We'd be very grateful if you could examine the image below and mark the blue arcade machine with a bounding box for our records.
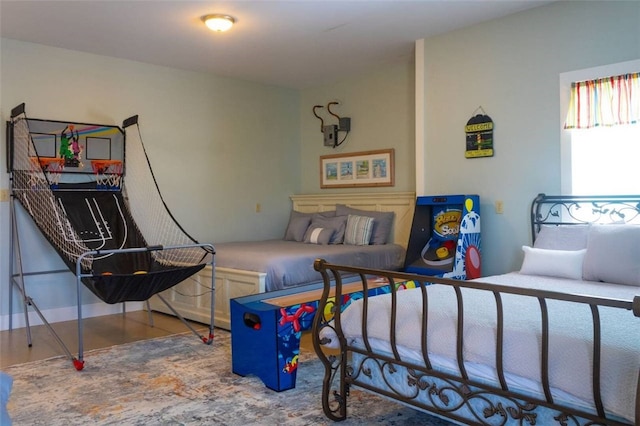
[403,194,481,280]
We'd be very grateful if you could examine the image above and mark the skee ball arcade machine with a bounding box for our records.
[403,194,481,280]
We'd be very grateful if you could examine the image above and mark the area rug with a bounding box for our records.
[4,329,456,425]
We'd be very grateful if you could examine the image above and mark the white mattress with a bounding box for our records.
[321,272,640,422]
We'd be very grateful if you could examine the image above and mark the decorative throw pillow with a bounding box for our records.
[283,210,337,242]
[344,215,374,246]
[309,214,348,244]
[519,246,586,280]
[283,211,312,242]
[303,225,334,245]
[582,224,640,286]
[533,225,590,251]
[335,205,393,245]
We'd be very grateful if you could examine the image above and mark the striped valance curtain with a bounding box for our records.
[564,72,640,129]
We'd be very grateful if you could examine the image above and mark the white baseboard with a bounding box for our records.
[0,302,144,331]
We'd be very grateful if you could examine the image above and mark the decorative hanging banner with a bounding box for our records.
[465,113,494,158]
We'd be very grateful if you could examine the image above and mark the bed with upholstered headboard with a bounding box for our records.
[312,193,640,425]
[149,192,415,329]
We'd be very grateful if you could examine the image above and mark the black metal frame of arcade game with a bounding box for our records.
[403,194,481,280]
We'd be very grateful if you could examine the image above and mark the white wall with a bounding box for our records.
[0,39,300,327]
[418,1,640,276]
[299,58,415,194]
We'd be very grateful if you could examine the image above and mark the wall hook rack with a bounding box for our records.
[312,105,325,133]
[312,101,351,148]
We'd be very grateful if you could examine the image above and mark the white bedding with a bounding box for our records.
[323,272,640,421]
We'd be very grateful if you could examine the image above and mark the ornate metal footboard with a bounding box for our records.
[311,259,640,425]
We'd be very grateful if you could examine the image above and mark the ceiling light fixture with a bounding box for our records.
[201,14,235,32]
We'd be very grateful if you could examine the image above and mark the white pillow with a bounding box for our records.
[344,215,374,246]
[533,225,589,251]
[582,224,640,286]
[520,246,586,280]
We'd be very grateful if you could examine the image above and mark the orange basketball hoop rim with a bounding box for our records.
[90,159,123,175]
[30,157,65,172]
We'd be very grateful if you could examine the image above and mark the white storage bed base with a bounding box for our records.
[148,192,415,329]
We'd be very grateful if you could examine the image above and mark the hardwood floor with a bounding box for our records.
[0,310,317,369]
[0,310,211,369]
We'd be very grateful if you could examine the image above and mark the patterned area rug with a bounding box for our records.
[4,329,456,425]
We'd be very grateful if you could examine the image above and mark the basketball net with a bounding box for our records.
[91,160,123,190]
[30,157,65,187]
[12,112,212,270]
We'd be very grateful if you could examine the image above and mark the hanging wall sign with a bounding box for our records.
[465,112,494,158]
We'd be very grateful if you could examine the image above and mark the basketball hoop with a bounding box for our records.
[30,157,65,187]
[91,160,123,190]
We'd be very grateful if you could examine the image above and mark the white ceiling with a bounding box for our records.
[0,1,552,89]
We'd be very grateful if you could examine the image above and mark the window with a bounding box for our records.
[560,61,640,195]
[569,125,640,195]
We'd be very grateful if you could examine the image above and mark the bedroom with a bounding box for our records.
[0,1,638,348]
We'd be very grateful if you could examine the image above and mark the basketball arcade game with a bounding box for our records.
[7,103,215,370]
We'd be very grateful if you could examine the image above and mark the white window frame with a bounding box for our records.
[559,59,640,194]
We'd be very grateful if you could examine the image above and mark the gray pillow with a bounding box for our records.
[283,210,337,241]
[315,210,337,218]
[303,225,334,245]
[335,204,394,245]
[309,214,348,244]
[283,211,312,242]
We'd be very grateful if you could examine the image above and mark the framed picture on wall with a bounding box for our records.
[320,149,394,188]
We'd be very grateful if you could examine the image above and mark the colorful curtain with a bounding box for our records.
[564,72,640,129]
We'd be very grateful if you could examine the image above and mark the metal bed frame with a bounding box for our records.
[312,193,640,425]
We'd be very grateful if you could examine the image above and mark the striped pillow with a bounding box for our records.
[344,215,374,246]
[303,225,334,245]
